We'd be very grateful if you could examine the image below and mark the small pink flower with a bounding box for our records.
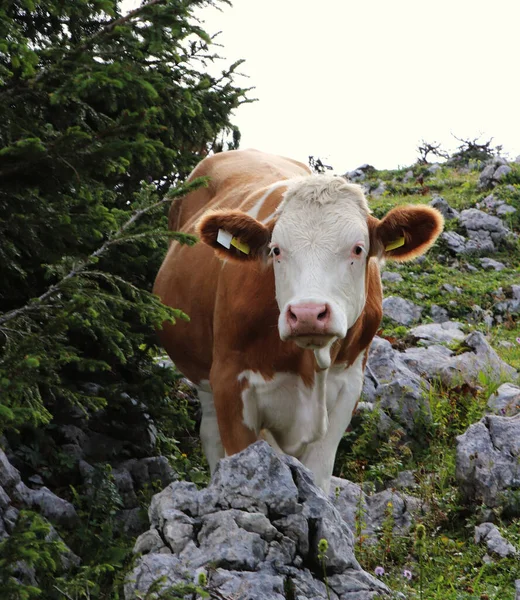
[375,566,385,577]
[516,337,520,344]
[403,569,413,580]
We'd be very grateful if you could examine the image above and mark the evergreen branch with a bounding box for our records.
[69,0,168,59]
[0,178,205,327]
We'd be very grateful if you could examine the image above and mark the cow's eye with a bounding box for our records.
[354,245,363,256]
[271,246,281,257]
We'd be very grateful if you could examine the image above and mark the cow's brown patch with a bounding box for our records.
[369,205,444,261]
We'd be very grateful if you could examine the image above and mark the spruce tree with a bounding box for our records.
[0,1,248,594]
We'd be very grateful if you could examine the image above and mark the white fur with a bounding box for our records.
[247,180,289,220]
[238,350,365,491]
[197,380,224,474]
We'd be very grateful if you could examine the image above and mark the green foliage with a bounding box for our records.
[0,511,67,599]
[0,0,248,596]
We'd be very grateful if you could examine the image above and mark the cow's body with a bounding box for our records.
[154,149,443,491]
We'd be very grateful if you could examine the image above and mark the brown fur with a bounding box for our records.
[369,206,444,261]
[153,149,442,456]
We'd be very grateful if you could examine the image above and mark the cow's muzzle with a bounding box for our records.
[284,302,339,348]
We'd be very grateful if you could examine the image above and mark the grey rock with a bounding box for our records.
[210,569,288,600]
[149,481,199,527]
[427,163,442,174]
[442,283,462,294]
[22,486,79,529]
[459,209,509,245]
[442,231,468,254]
[496,203,516,216]
[346,164,375,182]
[479,257,506,271]
[409,321,465,346]
[468,304,494,328]
[390,470,418,490]
[479,164,496,188]
[0,448,21,491]
[487,383,520,416]
[430,196,459,220]
[197,510,268,570]
[475,522,517,557]
[512,284,520,300]
[381,271,403,283]
[134,529,169,555]
[402,170,414,183]
[464,230,496,254]
[516,579,520,600]
[370,181,387,198]
[163,509,195,554]
[456,414,520,515]
[402,344,455,381]
[113,468,138,508]
[3,506,19,533]
[493,164,512,181]
[121,456,176,491]
[430,304,450,323]
[126,443,390,599]
[366,337,423,388]
[382,296,423,326]
[376,379,432,433]
[479,159,512,189]
[447,331,517,385]
[200,443,300,516]
[330,478,422,539]
[495,298,520,316]
[27,474,44,488]
[0,485,10,510]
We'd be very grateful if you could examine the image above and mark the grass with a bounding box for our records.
[336,159,520,599]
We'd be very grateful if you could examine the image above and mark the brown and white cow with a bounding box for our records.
[154,149,443,492]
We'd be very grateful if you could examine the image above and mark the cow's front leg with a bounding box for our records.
[299,358,365,493]
[197,382,225,475]
[210,363,257,456]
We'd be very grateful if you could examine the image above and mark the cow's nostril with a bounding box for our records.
[288,308,298,324]
[317,307,329,321]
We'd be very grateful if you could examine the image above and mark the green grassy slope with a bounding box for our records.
[336,159,520,599]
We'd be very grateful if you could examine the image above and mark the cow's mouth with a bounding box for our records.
[292,334,336,350]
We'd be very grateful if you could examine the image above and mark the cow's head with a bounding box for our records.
[197,175,443,367]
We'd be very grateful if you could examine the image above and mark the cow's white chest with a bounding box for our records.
[238,360,360,458]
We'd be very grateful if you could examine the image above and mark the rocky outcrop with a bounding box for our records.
[478,158,512,190]
[456,414,520,516]
[487,383,520,416]
[0,447,80,586]
[430,196,460,220]
[330,477,423,539]
[474,522,518,559]
[126,442,390,600]
[382,297,423,326]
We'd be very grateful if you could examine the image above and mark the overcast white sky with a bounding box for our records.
[123,0,520,172]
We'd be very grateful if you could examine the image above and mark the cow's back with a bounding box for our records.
[154,150,310,383]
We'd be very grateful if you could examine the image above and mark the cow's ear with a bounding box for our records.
[196,209,271,261]
[369,205,444,261]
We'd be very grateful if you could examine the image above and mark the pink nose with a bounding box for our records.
[287,303,331,336]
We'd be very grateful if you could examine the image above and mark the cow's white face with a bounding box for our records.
[269,177,370,353]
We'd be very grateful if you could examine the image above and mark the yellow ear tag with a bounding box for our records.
[230,236,250,255]
[385,236,405,251]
